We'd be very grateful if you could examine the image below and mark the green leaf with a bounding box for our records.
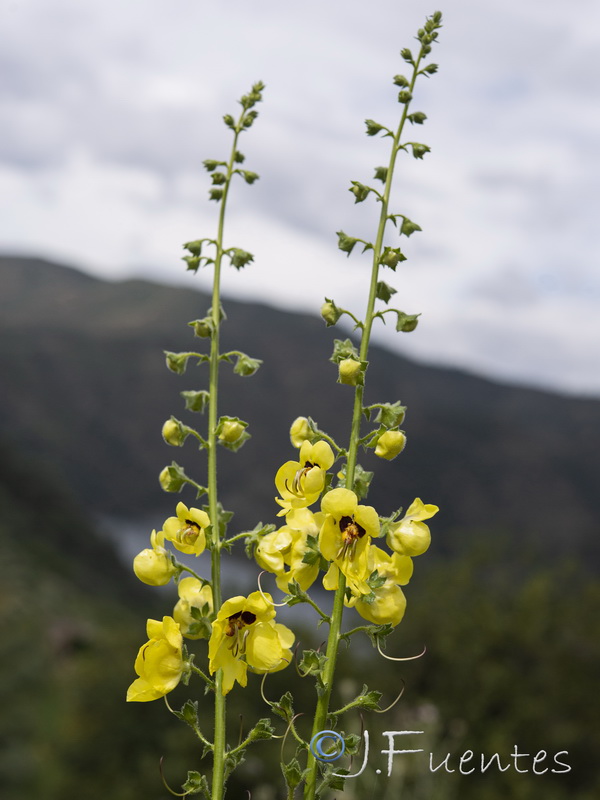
[336,230,359,256]
[282,758,304,792]
[375,280,397,304]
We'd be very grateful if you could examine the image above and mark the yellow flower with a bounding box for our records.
[387,498,438,557]
[349,545,413,627]
[133,529,177,586]
[255,508,322,593]
[163,501,210,556]
[126,616,184,702]
[208,591,294,695]
[289,416,311,448]
[374,430,406,460]
[319,488,379,595]
[173,577,213,639]
[275,440,334,516]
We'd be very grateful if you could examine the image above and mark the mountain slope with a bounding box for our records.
[1,255,598,563]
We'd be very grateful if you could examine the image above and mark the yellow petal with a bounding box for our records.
[321,487,357,518]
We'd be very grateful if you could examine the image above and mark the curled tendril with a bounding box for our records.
[159,757,195,797]
[376,641,427,662]
[256,570,288,607]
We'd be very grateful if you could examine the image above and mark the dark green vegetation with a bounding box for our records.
[1,256,599,798]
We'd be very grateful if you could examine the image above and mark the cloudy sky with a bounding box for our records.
[1,0,599,396]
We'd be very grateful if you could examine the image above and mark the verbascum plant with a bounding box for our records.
[127,12,443,800]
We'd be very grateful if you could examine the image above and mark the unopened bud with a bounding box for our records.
[321,301,342,327]
[338,358,362,386]
[374,430,406,460]
[162,418,187,447]
[219,419,245,443]
[290,417,311,448]
[159,464,186,493]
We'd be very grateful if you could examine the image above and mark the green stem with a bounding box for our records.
[303,46,424,800]
[208,122,242,800]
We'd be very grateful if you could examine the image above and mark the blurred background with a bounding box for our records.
[0,1,599,798]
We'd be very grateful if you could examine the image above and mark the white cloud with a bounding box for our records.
[1,0,599,395]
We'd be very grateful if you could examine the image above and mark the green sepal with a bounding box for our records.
[400,47,414,64]
[408,111,427,125]
[204,502,234,540]
[209,187,224,202]
[238,170,259,184]
[182,771,208,797]
[395,311,420,332]
[182,255,201,271]
[173,699,200,729]
[320,767,346,792]
[336,230,359,256]
[421,63,439,75]
[380,246,407,271]
[164,351,193,375]
[349,181,371,203]
[224,748,246,779]
[393,74,409,87]
[400,217,422,236]
[376,281,397,304]
[336,462,373,501]
[211,171,226,186]
[365,622,395,648]
[300,534,320,567]
[243,521,277,559]
[330,338,359,364]
[203,159,226,172]
[215,416,250,451]
[373,166,388,183]
[397,90,413,104]
[364,118,385,136]
[409,142,431,159]
[241,718,275,742]
[241,110,258,129]
[367,570,387,591]
[223,114,236,130]
[298,649,327,679]
[378,507,404,540]
[233,353,262,376]
[271,691,295,722]
[228,248,254,269]
[233,150,245,163]
[372,401,406,428]
[159,461,187,493]
[183,239,205,256]
[353,685,383,712]
[188,317,213,338]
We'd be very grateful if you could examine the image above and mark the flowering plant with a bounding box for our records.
[127,11,443,799]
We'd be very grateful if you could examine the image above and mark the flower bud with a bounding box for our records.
[290,417,311,448]
[162,418,187,447]
[374,430,406,460]
[191,317,212,338]
[133,532,177,586]
[218,419,244,443]
[320,301,341,327]
[338,358,362,386]
[159,464,186,492]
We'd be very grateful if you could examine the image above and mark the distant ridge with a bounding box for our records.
[1,254,599,564]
